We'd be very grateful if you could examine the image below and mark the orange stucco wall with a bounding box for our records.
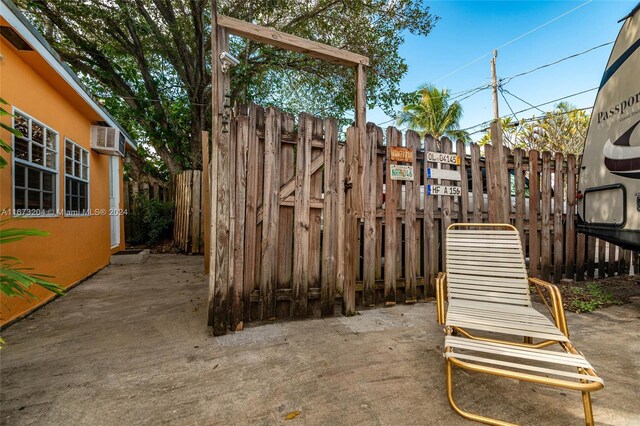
[0,33,125,326]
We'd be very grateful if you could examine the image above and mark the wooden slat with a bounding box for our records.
[321,118,338,316]
[565,154,577,279]
[528,150,540,278]
[423,135,438,297]
[309,117,325,314]
[513,148,526,251]
[363,123,378,307]
[375,129,384,287]
[343,126,359,316]
[456,139,469,223]
[385,127,400,305]
[243,104,261,323]
[598,239,606,279]
[202,131,211,272]
[191,170,202,253]
[276,113,295,319]
[553,152,564,283]
[260,107,281,320]
[336,145,347,297]
[440,138,453,269]
[587,235,596,279]
[485,145,497,223]
[230,117,248,330]
[292,113,312,317]
[608,242,617,276]
[217,15,369,67]
[470,143,484,223]
[540,151,552,281]
[576,232,586,281]
[404,130,419,303]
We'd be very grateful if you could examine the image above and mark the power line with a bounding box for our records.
[459,86,598,132]
[499,87,518,121]
[501,41,614,84]
[502,88,545,115]
[434,0,593,83]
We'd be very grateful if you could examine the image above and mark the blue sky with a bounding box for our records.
[367,0,637,141]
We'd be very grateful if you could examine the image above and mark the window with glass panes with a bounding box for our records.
[13,110,58,214]
[64,140,89,215]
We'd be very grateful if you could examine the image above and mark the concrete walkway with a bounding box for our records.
[1,255,638,425]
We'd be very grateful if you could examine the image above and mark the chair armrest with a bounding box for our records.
[528,277,569,338]
[436,272,447,325]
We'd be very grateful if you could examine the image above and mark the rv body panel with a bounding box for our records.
[578,5,640,250]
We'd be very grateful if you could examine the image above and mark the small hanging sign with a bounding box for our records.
[427,184,462,196]
[425,151,460,165]
[427,168,462,181]
[389,146,414,163]
[390,164,414,181]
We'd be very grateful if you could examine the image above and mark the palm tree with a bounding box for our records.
[396,84,469,141]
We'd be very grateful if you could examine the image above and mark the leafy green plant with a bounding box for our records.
[127,195,174,245]
[570,282,622,313]
[0,97,23,168]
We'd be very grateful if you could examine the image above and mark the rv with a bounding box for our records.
[577,3,640,250]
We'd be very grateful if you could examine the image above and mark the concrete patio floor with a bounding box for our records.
[1,254,638,425]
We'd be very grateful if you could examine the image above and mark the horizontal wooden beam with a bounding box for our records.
[217,15,369,67]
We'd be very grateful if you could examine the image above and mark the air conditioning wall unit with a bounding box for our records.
[90,125,126,156]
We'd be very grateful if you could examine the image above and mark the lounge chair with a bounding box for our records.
[436,223,603,426]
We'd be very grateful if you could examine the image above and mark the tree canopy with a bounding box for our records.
[396,84,468,141]
[17,0,438,175]
[479,102,590,155]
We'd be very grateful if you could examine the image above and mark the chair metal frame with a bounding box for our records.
[436,223,604,426]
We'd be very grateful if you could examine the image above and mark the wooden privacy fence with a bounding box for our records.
[173,170,203,253]
[176,104,638,333]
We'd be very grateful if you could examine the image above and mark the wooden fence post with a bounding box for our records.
[260,107,281,320]
[202,131,211,273]
[362,123,378,307]
[553,152,564,282]
[404,130,420,303]
[321,118,339,316]
[385,127,400,304]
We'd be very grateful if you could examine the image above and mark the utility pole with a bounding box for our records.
[489,49,509,223]
[491,49,499,121]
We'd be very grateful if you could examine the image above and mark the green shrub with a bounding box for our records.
[127,195,174,245]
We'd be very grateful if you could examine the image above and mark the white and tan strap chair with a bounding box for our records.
[436,223,603,426]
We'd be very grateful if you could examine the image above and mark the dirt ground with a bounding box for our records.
[532,274,640,313]
[1,255,639,425]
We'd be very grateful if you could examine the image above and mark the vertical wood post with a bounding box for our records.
[292,113,312,317]
[404,130,420,303]
[553,152,564,282]
[208,2,231,335]
[540,151,552,281]
[423,135,438,296]
[565,154,577,279]
[260,107,281,320]
[321,118,339,316]
[489,121,508,223]
[513,148,526,250]
[385,127,400,305]
[202,131,211,272]
[528,150,540,278]
[363,123,377,307]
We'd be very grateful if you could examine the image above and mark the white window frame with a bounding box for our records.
[12,107,60,217]
[64,138,90,217]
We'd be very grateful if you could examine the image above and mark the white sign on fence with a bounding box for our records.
[425,151,460,165]
[427,184,461,196]
[390,164,414,181]
[427,168,462,181]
